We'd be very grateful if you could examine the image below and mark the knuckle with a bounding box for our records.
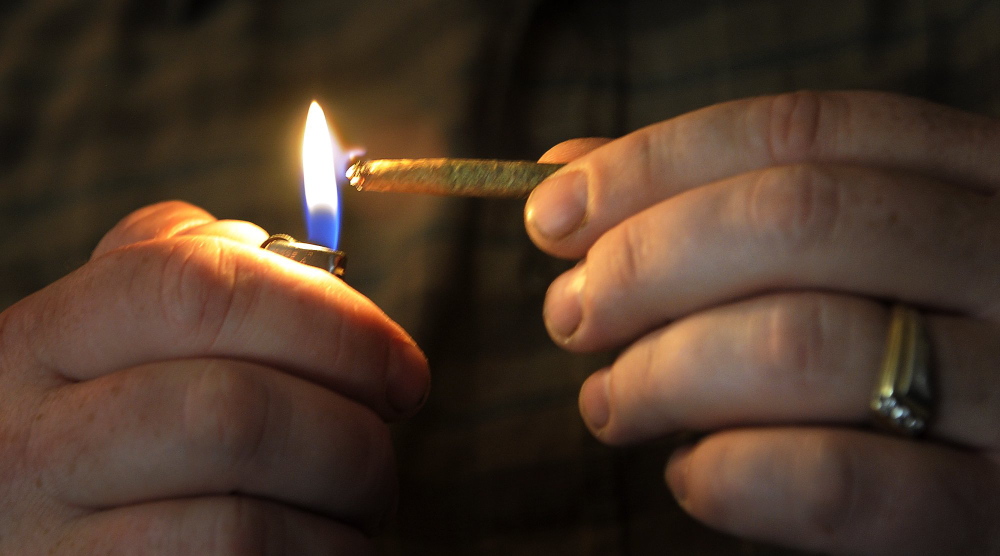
[92,209,152,258]
[15,411,49,491]
[798,434,859,538]
[629,337,664,409]
[679,440,734,526]
[0,308,20,372]
[763,90,829,162]
[182,364,271,469]
[349,416,397,517]
[119,201,188,233]
[141,239,246,348]
[310,407,396,528]
[599,220,654,294]
[598,363,632,444]
[24,390,81,497]
[604,332,681,442]
[327,309,384,402]
[7,289,65,373]
[755,296,830,388]
[94,201,204,257]
[539,137,608,162]
[630,129,661,195]
[210,497,285,556]
[592,128,664,206]
[746,164,842,251]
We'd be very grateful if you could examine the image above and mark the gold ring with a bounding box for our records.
[870,304,934,436]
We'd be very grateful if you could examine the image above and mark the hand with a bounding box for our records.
[0,201,429,554]
[524,91,1000,554]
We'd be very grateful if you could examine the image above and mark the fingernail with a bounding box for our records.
[666,445,693,506]
[579,368,611,432]
[386,341,430,416]
[525,171,588,240]
[544,262,586,341]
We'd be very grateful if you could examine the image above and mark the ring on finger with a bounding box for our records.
[870,304,934,437]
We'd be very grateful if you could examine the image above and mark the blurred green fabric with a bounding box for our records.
[2,1,998,553]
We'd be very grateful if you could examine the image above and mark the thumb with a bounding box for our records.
[526,138,613,257]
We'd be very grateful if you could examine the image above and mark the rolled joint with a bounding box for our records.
[347,158,565,197]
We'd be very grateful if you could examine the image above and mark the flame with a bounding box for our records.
[302,101,344,250]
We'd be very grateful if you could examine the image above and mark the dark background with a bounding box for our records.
[2,1,998,553]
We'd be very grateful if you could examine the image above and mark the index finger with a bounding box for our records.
[526,91,1000,258]
[6,238,429,421]
[92,201,268,259]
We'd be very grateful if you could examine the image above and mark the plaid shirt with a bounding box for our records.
[2,1,998,553]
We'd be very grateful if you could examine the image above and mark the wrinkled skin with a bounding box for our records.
[0,201,430,555]
[526,91,1000,554]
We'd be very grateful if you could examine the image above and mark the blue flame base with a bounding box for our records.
[305,208,340,251]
